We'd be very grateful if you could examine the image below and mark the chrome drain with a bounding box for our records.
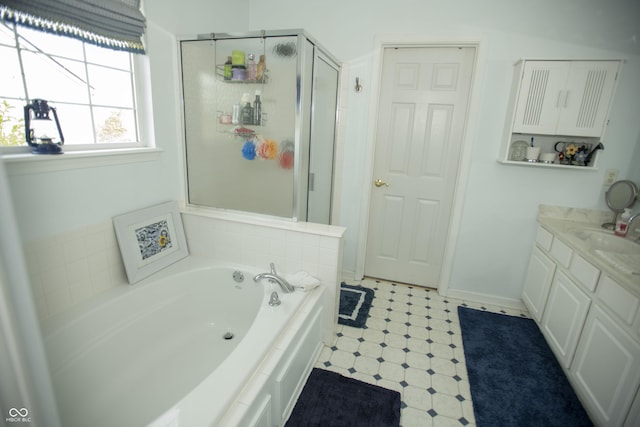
[232,271,244,283]
[223,331,234,340]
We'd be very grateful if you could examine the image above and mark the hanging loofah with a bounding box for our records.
[260,139,279,159]
[241,140,256,160]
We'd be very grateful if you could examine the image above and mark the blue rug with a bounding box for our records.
[286,368,401,427]
[338,283,374,328]
[458,306,593,426]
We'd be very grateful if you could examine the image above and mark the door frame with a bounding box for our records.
[355,35,486,296]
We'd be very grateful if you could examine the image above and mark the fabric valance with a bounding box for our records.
[0,0,146,54]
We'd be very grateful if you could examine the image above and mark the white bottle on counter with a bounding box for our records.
[615,208,632,236]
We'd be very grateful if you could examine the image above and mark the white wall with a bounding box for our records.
[5,0,640,304]
[244,0,640,301]
[4,1,249,243]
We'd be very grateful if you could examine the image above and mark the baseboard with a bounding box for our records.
[444,288,527,312]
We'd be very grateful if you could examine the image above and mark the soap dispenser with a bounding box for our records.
[615,208,632,237]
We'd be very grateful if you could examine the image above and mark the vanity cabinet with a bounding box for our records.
[570,305,640,427]
[499,59,622,168]
[522,221,640,426]
[521,246,556,322]
[541,271,590,368]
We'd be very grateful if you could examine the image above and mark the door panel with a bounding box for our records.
[365,46,475,287]
[379,195,404,259]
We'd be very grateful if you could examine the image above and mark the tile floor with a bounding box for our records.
[314,277,529,427]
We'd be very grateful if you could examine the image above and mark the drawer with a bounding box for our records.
[569,253,600,292]
[550,238,573,268]
[597,276,640,327]
[536,226,554,251]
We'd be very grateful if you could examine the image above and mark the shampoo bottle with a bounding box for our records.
[257,55,266,82]
[253,90,262,126]
[247,53,257,81]
[223,56,232,80]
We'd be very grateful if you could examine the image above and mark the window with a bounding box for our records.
[0,21,144,152]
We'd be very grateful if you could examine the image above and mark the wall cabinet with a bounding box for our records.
[522,223,640,426]
[513,61,620,137]
[500,59,622,168]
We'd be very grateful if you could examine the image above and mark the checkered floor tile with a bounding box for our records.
[314,277,529,427]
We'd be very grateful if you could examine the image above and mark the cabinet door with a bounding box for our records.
[522,246,556,323]
[512,61,569,134]
[556,61,620,137]
[571,305,640,427]
[541,271,591,368]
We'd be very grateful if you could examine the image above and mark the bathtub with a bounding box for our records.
[42,256,325,427]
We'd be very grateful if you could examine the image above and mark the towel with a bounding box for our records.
[286,271,321,292]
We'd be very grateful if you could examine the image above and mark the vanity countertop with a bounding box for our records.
[537,205,640,297]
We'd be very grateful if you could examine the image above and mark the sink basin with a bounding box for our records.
[565,227,640,276]
[567,228,640,254]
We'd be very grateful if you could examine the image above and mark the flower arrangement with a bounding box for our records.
[559,143,590,165]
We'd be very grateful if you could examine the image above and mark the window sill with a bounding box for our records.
[2,147,163,175]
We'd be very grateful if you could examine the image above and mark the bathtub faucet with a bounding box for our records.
[253,263,295,293]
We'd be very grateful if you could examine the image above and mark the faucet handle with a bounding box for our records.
[270,262,277,275]
[269,291,281,306]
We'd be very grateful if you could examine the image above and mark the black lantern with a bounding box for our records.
[24,99,65,154]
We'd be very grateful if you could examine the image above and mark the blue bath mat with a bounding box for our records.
[338,283,374,328]
[286,368,400,427]
[458,306,593,426]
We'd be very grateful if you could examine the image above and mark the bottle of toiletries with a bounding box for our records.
[257,55,266,83]
[253,91,262,126]
[223,56,232,80]
[241,102,253,125]
[247,53,257,81]
[615,208,632,236]
[232,103,241,125]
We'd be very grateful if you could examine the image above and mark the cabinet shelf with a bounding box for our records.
[498,159,598,171]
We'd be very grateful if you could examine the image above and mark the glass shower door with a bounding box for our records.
[181,36,298,218]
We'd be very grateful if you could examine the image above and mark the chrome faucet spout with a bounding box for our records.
[627,213,640,242]
[253,263,295,293]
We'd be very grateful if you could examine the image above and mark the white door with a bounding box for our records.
[365,46,475,287]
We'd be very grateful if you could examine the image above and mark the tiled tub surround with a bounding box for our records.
[23,218,127,321]
[24,205,346,342]
[22,206,345,426]
[315,277,529,427]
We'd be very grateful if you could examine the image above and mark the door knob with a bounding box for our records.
[374,179,389,187]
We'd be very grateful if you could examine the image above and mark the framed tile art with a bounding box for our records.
[113,201,189,284]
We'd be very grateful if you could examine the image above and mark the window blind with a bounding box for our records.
[0,0,146,53]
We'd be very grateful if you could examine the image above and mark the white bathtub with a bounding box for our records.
[42,256,325,427]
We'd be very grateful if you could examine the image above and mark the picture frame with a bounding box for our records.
[113,201,189,284]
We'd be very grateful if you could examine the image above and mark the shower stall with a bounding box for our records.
[178,30,340,224]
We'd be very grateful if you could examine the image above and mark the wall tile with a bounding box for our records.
[24,219,126,324]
